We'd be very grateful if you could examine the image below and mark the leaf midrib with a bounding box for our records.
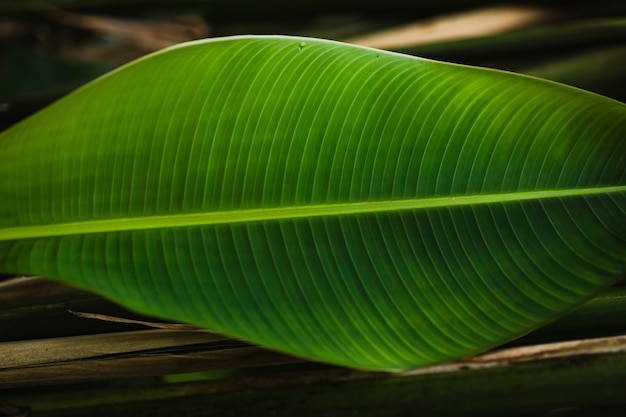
[1,186,624,241]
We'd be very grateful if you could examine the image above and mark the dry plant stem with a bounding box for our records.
[2,329,225,368]
[2,331,625,389]
[402,335,626,376]
[346,5,553,49]
[0,329,300,388]
[0,345,302,389]
[47,9,211,52]
[0,276,79,304]
[2,336,626,417]
[68,310,201,331]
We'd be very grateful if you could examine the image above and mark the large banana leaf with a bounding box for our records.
[0,36,624,371]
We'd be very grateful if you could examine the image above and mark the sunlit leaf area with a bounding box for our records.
[1,1,625,416]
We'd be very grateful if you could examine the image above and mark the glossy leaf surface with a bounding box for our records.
[0,36,624,370]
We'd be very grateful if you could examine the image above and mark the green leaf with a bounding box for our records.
[0,36,624,371]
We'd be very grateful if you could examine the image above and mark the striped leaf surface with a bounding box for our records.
[0,36,624,370]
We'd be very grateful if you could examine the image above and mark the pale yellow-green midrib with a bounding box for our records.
[0,186,624,240]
